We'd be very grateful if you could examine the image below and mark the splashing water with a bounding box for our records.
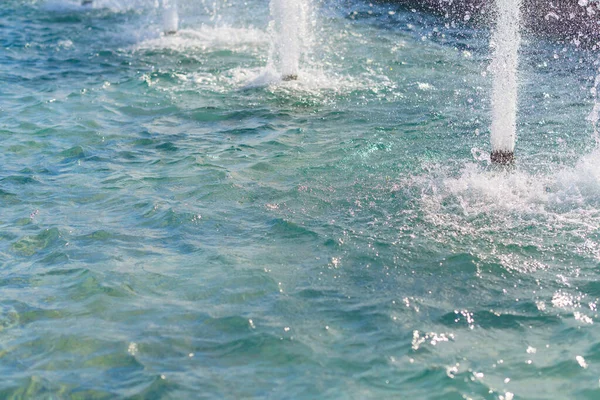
[587,71,600,144]
[404,145,600,271]
[162,0,179,35]
[269,0,312,80]
[489,0,522,156]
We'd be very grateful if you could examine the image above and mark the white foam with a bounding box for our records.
[247,70,396,105]
[407,149,600,247]
[57,39,75,49]
[132,25,269,52]
[552,147,600,207]
[176,64,396,100]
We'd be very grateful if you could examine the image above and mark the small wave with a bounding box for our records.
[10,228,64,257]
[0,304,19,332]
[42,0,91,13]
[43,0,151,13]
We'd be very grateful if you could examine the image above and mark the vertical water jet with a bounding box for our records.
[269,0,310,81]
[162,1,179,35]
[489,0,522,165]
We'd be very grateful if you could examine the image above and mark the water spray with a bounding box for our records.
[489,0,522,165]
[269,0,310,81]
[162,1,179,35]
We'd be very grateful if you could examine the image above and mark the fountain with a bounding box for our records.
[162,2,179,36]
[269,0,310,81]
[489,0,522,165]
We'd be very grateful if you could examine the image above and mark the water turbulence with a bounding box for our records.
[489,0,522,165]
[269,0,311,81]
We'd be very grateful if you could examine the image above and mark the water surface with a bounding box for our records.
[1,1,600,398]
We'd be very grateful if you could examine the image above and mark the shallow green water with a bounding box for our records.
[2,0,600,398]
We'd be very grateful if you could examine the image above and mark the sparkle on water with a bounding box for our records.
[1,0,600,398]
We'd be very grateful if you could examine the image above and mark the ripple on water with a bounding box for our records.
[1,175,40,186]
[59,145,86,163]
[0,188,19,205]
[0,304,19,332]
[4,0,600,398]
[10,228,64,258]
[268,218,320,241]
[0,336,150,397]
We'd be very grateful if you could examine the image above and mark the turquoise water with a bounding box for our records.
[2,0,600,398]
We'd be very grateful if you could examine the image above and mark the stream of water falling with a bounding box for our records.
[489,0,522,159]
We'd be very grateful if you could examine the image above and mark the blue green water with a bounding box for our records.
[2,0,600,398]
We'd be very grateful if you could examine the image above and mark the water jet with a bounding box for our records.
[489,0,521,165]
[269,0,310,81]
[162,3,179,36]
